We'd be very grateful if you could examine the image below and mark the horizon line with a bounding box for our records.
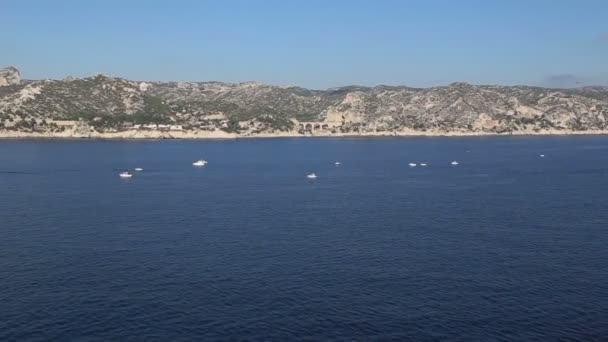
[4,66,607,91]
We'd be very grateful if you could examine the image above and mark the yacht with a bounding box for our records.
[451,161,459,166]
[420,163,428,167]
[307,173,318,179]
[119,171,133,178]
[408,163,417,167]
[192,160,208,166]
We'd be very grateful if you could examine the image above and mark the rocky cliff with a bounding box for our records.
[0,67,21,87]
[1,66,607,135]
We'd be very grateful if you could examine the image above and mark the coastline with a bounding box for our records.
[1,128,608,140]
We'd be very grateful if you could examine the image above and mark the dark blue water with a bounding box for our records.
[1,137,608,341]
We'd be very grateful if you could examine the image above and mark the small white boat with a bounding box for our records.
[119,171,133,178]
[540,154,545,158]
[134,168,143,171]
[335,162,342,166]
[192,160,207,166]
[420,163,428,167]
[307,173,318,179]
[451,161,459,166]
[409,163,417,167]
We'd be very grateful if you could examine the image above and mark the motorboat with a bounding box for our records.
[408,163,417,167]
[192,160,208,166]
[134,168,143,171]
[307,173,318,179]
[119,171,133,178]
[451,161,459,166]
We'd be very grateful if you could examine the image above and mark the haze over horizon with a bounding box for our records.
[2,0,607,89]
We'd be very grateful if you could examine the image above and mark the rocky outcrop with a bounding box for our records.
[0,67,21,87]
[1,66,608,135]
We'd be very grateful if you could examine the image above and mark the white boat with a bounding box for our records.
[307,173,318,179]
[119,171,133,178]
[540,154,545,158]
[451,161,459,166]
[408,163,417,167]
[335,162,342,166]
[192,160,207,166]
[420,163,428,167]
[134,168,143,171]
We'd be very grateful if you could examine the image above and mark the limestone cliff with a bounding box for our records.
[0,67,21,87]
[1,67,607,135]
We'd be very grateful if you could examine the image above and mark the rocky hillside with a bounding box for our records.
[1,66,607,134]
[0,67,21,87]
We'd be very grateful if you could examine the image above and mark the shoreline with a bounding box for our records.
[1,129,608,140]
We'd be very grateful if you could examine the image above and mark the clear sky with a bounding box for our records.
[1,0,607,88]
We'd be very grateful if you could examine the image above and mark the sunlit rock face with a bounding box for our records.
[0,67,21,87]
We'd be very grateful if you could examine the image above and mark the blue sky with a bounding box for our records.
[1,0,607,88]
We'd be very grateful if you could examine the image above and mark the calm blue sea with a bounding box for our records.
[1,136,608,341]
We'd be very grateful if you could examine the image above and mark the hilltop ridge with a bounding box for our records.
[1,66,608,138]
